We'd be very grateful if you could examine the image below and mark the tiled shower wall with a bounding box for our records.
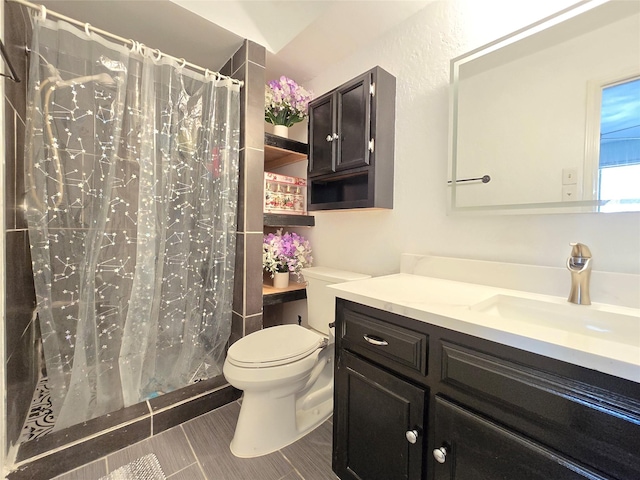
[222,41,266,345]
[3,2,38,454]
[3,5,265,473]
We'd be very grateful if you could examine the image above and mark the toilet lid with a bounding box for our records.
[227,324,323,367]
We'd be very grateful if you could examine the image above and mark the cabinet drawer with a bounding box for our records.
[341,308,427,376]
[441,342,640,479]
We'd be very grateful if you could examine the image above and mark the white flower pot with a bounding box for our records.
[273,124,289,139]
[273,271,290,289]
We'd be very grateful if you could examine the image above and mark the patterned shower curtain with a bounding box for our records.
[24,16,240,430]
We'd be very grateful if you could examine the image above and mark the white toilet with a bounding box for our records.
[223,266,370,458]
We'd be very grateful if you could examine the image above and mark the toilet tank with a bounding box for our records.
[301,267,371,335]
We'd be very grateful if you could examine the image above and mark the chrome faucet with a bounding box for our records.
[566,243,592,305]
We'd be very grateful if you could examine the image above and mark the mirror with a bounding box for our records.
[450,0,640,214]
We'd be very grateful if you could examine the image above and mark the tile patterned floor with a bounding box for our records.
[19,376,55,443]
[51,400,338,480]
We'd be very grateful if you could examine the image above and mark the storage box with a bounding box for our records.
[264,172,307,214]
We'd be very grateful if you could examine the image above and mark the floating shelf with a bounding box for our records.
[263,282,307,306]
[264,133,308,170]
[264,213,315,227]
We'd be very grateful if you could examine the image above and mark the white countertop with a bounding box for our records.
[329,273,640,383]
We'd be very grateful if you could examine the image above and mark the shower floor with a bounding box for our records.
[19,376,55,443]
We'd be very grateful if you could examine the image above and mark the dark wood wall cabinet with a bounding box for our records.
[307,66,395,211]
[333,299,640,480]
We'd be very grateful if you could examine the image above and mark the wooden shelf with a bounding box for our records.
[264,133,308,170]
[264,213,315,227]
[263,282,307,306]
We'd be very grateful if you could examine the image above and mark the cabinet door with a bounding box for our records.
[308,92,336,176]
[336,73,372,171]
[433,397,609,480]
[334,352,426,480]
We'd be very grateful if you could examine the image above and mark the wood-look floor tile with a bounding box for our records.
[50,459,107,480]
[106,425,194,476]
[182,402,295,480]
[165,463,206,480]
[278,470,304,480]
[281,421,337,480]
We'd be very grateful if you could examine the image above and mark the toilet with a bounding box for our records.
[223,267,370,458]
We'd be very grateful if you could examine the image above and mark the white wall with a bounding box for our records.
[302,0,640,278]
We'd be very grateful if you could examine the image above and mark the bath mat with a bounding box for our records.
[99,453,165,480]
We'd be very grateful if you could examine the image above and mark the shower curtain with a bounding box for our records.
[24,16,240,430]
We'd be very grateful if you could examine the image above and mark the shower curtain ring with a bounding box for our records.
[84,23,92,37]
[178,58,186,69]
[128,39,136,53]
[138,43,145,55]
[39,5,47,20]
[154,48,162,61]
[204,68,211,79]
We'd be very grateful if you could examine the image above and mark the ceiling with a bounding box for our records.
[38,0,431,83]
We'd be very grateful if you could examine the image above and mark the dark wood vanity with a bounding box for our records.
[333,298,640,480]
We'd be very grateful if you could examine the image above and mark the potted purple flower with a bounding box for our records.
[265,76,313,138]
[263,229,313,288]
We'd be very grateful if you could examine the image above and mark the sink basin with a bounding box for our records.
[471,295,640,346]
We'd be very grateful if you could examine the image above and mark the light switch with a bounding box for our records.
[562,184,577,200]
[562,168,578,185]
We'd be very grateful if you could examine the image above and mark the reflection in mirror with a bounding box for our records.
[450,0,640,214]
[596,77,640,212]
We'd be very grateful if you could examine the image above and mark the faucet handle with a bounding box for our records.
[569,242,591,258]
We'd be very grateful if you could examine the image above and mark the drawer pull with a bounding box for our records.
[433,445,448,464]
[363,334,388,346]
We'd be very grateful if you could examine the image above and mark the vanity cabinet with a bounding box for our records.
[307,66,395,211]
[334,307,428,479]
[335,352,426,480]
[433,397,607,480]
[333,299,640,480]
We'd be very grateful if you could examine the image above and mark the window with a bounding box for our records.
[597,77,640,212]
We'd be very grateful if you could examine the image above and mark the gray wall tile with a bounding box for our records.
[245,61,266,151]
[244,148,265,232]
[245,232,264,316]
[248,41,266,68]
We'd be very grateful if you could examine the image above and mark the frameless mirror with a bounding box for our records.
[449,0,640,214]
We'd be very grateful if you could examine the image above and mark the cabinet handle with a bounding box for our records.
[405,429,420,444]
[363,334,388,346]
[326,134,333,142]
[433,445,448,464]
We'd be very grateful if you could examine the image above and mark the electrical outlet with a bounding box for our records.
[562,168,578,185]
[562,184,577,200]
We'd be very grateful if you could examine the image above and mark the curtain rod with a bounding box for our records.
[6,0,244,87]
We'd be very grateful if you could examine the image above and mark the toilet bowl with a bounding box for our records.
[223,267,370,458]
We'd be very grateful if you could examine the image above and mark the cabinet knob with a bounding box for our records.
[433,446,448,464]
[332,133,339,140]
[326,134,333,142]
[405,429,420,444]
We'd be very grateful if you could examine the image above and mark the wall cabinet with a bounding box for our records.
[307,66,395,211]
[334,299,640,480]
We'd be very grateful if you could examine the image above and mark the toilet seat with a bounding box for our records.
[227,325,323,368]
